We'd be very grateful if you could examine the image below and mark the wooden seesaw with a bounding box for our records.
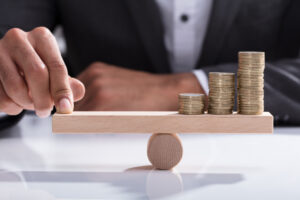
[52,111,273,170]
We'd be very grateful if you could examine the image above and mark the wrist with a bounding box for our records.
[155,73,205,110]
[173,73,204,94]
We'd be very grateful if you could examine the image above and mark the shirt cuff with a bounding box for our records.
[192,69,209,95]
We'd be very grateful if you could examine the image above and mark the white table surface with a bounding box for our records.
[0,113,300,200]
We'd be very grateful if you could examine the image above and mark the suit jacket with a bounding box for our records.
[0,0,299,125]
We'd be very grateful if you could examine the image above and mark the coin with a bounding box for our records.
[178,93,206,115]
[237,51,265,115]
[208,72,235,115]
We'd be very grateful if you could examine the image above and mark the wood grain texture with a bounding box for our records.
[52,111,273,134]
[147,133,183,170]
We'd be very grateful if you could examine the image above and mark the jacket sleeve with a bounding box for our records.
[0,0,58,38]
[201,59,300,125]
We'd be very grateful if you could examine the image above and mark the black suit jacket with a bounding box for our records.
[0,0,300,125]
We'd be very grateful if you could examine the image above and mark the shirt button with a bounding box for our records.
[180,14,189,23]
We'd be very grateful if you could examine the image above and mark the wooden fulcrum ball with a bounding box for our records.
[147,133,183,170]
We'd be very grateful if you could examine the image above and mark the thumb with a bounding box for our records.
[69,77,85,102]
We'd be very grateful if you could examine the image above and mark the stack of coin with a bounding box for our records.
[208,72,235,115]
[178,93,205,115]
[237,52,265,115]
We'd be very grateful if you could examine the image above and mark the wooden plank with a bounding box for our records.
[52,111,273,134]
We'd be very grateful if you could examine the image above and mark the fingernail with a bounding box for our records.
[36,110,51,118]
[58,98,72,113]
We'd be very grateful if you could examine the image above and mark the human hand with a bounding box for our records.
[75,62,204,111]
[0,27,85,117]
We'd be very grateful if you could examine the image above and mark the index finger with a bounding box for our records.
[28,27,73,114]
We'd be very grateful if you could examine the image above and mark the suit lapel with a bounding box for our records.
[197,0,241,67]
[125,0,171,73]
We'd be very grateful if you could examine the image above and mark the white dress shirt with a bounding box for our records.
[155,0,213,94]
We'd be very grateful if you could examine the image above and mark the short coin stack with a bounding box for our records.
[208,72,235,115]
[238,52,265,115]
[178,93,205,115]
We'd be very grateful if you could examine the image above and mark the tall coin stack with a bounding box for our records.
[178,93,205,115]
[238,51,265,115]
[208,72,235,115]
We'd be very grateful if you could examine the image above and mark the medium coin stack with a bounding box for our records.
[238,52,265,115]
[178,93,205,115]
[208,72,235,115]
